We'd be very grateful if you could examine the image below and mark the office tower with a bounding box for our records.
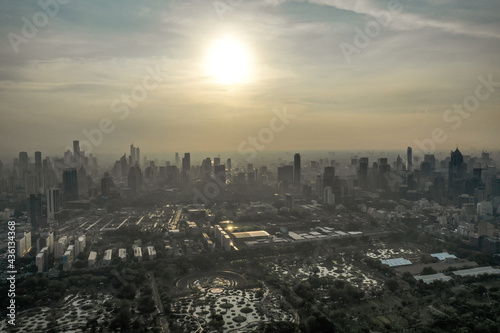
[226,158,231,171]
[120,154,128,178]
[424,154,436,170]
[378,158,391,191]
[128,166,142,196]
[277,165,293,190]
[294,153,301,188]
[47,187,60,222]
[77,166,89,197]
[407,147,413,172]
[34,151,42,170]
[130,143,136,164]
[62,168,79,201]
[323,186,334,205]
[214,164,226,186]
[182,153,191,171]
[28,194,42,228]
[449,148,467,199]
[73,140,80,166]
[18,151,29,184]
[175,152,180,167]
[101,172,112,196]
[395,155,403,172]
[323,166,335,191]
[214,157,221,167]
[358,157,369,189]
[202,157,211,179]
[247,164,254,173]
[136,147,140,167]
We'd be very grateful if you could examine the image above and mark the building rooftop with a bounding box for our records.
[381,258,412,267]
[452,266,500,277]
[231,230,270,239]
[414,273,452,284]
[431,252,458,261]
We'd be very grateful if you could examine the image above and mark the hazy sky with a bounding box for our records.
[1,0,499,160]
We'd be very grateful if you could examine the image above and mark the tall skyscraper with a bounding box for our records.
[28,194,42,228]
[47,187,60,222]
[34,151,42,170]
[73,140,81,166]
[182,153,191,171]
[136,147,140,167]
[214,164,226,186]
[130,143,136,164]
[449,148,467,199]
[62,168,79,201]
[293,153,301,188]
[101,172,112,196]
[407,147,413,173]
[226,158,231,171]
[128,166,142,196]
[358,157,369,189]
[323,166,335,191]
[175,152,180,167]
[18,151,29,183]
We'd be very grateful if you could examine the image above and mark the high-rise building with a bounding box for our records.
[182,153,191,171]
[277,165,293,190]
[175,152,180,167]
[449,148,467,199]
[323,167,335,191]
[226,158,231,171]
[293,153,301,188]
[214,164,226,187]
[424,154,436,170]
[214,157,221,167]
[18,151,29,185]
[34,151,42,170]
[136,147,140,167]
[73,140,81,166]
[28,194,42,228]
[63,168,79,201]
[101,172,113,196]
[127,166,142,196]
[358,157,369,189]
[407,147,413,173]
[47,187,60,222]
[130,143,136,164]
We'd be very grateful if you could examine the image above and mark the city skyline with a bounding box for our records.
[1,0,500,157]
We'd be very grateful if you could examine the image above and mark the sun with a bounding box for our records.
[205,36,252,85]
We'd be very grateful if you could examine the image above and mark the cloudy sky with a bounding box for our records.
[1,0,499,160]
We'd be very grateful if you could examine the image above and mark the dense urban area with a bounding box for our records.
[1,144,500,332]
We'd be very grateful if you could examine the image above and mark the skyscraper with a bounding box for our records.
[130,143,136,164]
[293,153,301,188]
[47,187,60,222]
[62,168,79,201]
[28,194,42,228]
[128,166,142,196]
[18,151,29,183]
[358,157,369,189]
[136,147,140,167]
[407,147,413,172]
[175,152,180,167]
[449,148,467,199]
[73,140,81,166]
[182,153,191,171]
[35,151,42,170]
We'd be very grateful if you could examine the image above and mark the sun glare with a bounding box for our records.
[205,36,252,85]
